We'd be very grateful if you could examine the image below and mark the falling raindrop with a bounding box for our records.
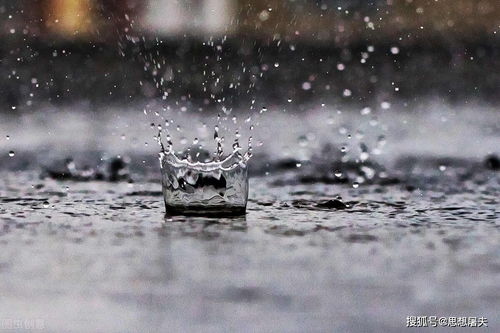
[360,107,371,115]
[360,152,370,161]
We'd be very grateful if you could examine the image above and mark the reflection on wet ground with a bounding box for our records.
[0,158,498,332]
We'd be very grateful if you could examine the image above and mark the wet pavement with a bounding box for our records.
[0,104,498,332]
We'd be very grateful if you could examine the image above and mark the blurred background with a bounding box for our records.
[1,0,499,110]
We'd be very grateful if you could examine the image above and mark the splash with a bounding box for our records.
[157,124,252,172]
[157,123,251,216]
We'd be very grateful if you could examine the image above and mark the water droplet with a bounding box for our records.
[361,166,375,179]
[360,152,370,161]
[390,46,400,54]
[355,176,365,184]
